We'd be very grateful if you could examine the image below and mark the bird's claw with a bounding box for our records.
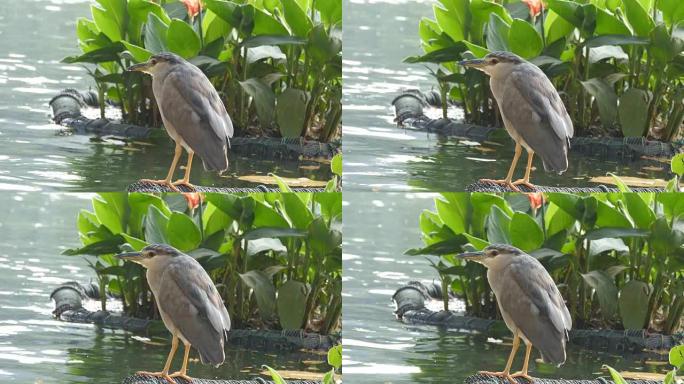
[511,372,535,382]
[169,371,194,382]
[511,179,537,191]
[171,179,197,192]
[479,179,521,192]
[478,370,517,384]
[138,179,181,192]
[135,371,176,383]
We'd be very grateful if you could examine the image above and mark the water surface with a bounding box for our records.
[342,192,669,383]
[0,193,328,382]
[0,0,330,192]
[342,0,670,192]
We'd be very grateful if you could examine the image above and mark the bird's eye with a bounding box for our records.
[490,58,499,65]
[150,59,157,65]
[490,250,499,257]
[145,251,154,258]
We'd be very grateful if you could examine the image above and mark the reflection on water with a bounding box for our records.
[343,192,669,383]
[0,0,330,192]
[342,0,670,192]
[0,193,327,382]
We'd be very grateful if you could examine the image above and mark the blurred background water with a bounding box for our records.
[342,192,670,383]
[0,0,330,192]
[0,192,328,383]
[341,0,670,192]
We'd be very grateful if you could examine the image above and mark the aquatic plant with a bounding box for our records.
[63,0,342,142]
[64,192,342,334]
[405,0,684,141]
[604,344,683,384]
[264,344,341,383]
[406,192,684,334]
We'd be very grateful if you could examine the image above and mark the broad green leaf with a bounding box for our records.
[281,194,314,229]
[486,13,510,52]
[167,19,201,59]
[328,345,342,370]
[623,0,654,37]
[623,193,655,229]
[122,41,153,63]
[544,9,575,44]
[594,8,631,36]
[276,88,308,138]
[619,88,651,137]
[254,8,289,36]
[315,0,342,26]
[546,0,583,29]
[91,4,122,42]
[508,19,543,59]
[595,200,633,228]
[435,195,468,234]
[239,78,276,126]
[486,205,511,245]
[658,0,684,27]
[434,5,465,42]
[308,217,342,256]
[93,197,123,235]
[277,280,309,329]
[331,153,342,176]
[202,9,231,43]
[239,270,276,320]
[144,205,169,244]
[145,12,169,53]
[670,345,684,369]
[280,0,312,37]
[603,365,629,384]
[204,0,241,27]
[167,212,201,251]
[470,0,512,43]
[581,270,618,320]
[263,365,287,384]
[580,78,618,127]
[62,43,124,64]
[619,280,651,329]
[671,153,684,177]
[121,233,148,251]
[253,201,289,228]
[127,0,170,44]
[509,212,543,251]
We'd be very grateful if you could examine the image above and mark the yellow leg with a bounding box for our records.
[480,143,523,192]
[170,342,194,382]
[479,330,521,384]
[172,150,196,190]
[136,334,179,384]
[513,151,537,190]
[140,143,182,192]
[511,342,534,381]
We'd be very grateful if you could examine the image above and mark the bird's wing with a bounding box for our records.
[160,68,233,171]
[500,66,573,172]
[496,257,571,364]
[156,256,231,364]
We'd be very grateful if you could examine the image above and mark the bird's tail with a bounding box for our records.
[197,338,226,367]
[541,142,569,175]
[201,143,229,174]
[539,337,567,366]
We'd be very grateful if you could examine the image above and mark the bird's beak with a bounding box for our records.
[127,61,152,73]
[457,250,486,261]
[116,251,144,263]
[458,59,487,69]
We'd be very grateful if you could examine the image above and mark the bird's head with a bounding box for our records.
[458,51,524,76]
[116,243,181,268]
[457,244,523,268]
[127,52,184,76]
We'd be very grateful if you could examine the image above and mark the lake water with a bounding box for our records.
[341,0,670,192]
[0,193,328,382]
[342,192,669,383]
[0,0,330,192]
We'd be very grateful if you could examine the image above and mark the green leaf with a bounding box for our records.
[585,227,649,240]
[145,12,169,53]
[435,194,469,234]
[62,236,124,256]
[93,196,123,235]
[594,8,631,36]
[509,212,543,251]
[239,270,276,320]
[122,41,153,63]
[121,233,148,251]
[584,34,650,48]
[331,153,342,176]
[167,19,201,59]
[659,0,684,27]
[623,193,655,229]
[316,0,342,27]
[282,194,314,229]
[239,78,275,127]
[280,0,313,37]
[144,205,169,244]
[253,201,289,228]
[508,19,543,59]
[167,212,201,252]
[91,4,122,42]
[243,227,307,240]
[469,0,512,43]
[253,8,289,36]
[204,0,241,27]
[603,365,629,384]
[263,365,287,384]
[277,280,309,329]
[581,270,619,320]
[580,78,618,127]
[623,0,654,37]
[127,0,170,44]
[486,205,512,244]
[405,235,467,256]
[308,217,341,256]
[327,344,342,370]
[546,0,583,29]
[242,35,306,48]
[670,345,684,369]
[671,153,684,177]
[62,43,125,64]
[276,88,308,138]
[486,13,510,52]
[619,280,651,329]
[544,9,575,44]
[619,88,651,137]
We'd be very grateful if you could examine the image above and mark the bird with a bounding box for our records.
[459,51,573,191]
[127,52,234,191]
[458,244,572,383]
[117,244,231,383]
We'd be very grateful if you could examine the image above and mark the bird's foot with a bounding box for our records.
[169,371,194,382]
[512,179,537,191]
[479,179,521,192]
[138,179,180,192]
[511,372,535,382]
[171,179,197,192]
[478,370,517,384]
[135,371,176,383]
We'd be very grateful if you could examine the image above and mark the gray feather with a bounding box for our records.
[499,64,573,174]
[159,66,233,173]
[156,255,231,366]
